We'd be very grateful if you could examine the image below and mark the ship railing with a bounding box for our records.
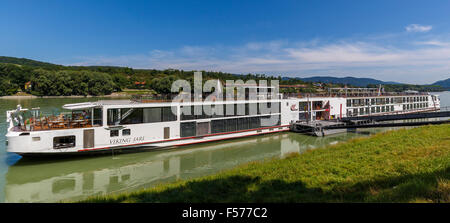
[342,92,430,97]
[282,92,430,99]
[131,93,283,103]
[345,106,441,118]
[438,106,449,112]
[16,115,98,132]
[282,93,330,98]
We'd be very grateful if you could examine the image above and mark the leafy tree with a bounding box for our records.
[0,77,18,96]
[1,56,447,96]
[87,72,115,96]
[110,73,130,91]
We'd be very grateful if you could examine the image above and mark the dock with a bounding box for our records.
[291,108,450,137]
[290,120,348,137]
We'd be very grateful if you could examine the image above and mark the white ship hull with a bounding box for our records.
[7,125,290,157]
[5,93,441,156]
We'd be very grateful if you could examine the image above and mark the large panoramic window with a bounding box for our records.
[250,116,261,129]
[53,136,76,149]
[143,107,162,123]
[107,109,120,125]
[180,122,196,137]
[211,119,225,134]
[180,103,279,121]
[162,107,177,122]
[225,118,238,132]
[108,107,177,126]
[208,115,280,135]
[211,104,225,118]
[93,108,103,126]
[237,117,250,130]
[194,105,208,119]
[258,102,280,114]
[180,106,194,120]
[121,108,143,124]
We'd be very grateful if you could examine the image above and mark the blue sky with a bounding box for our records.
[1,0,450,84]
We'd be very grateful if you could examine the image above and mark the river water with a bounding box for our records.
[1,92,449,202]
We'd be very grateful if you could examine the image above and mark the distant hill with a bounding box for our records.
[0,55,446,97]
[0,56,62,69]
[297,76,401,87]
[432,78,450,89]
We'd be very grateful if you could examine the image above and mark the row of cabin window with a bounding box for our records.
[180,115,281,137]
[107,107,177,125]
[404,103,428,110]
[349,105,395,115]
[349,102,429,116]
[180,103,281,121]
[347,98,397,107]
[346,97,428,107]
[402,96,428,103]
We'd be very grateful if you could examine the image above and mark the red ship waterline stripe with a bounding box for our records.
[78,125,290,152]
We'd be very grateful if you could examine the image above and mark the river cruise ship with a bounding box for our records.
[5,87,441,156]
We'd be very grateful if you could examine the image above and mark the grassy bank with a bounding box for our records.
[82,124,450,203]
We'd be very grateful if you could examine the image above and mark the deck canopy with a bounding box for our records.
[62,102,99,110]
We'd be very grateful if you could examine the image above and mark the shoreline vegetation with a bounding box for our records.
[0,89,151,99]
[0,56,316,97]
[80,124,450,203]
[1,56,448,97]
[2,90,449,100]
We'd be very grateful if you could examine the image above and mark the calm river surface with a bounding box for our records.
[1,92,449,202]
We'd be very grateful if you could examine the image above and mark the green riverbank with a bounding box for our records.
[81,124,450,203]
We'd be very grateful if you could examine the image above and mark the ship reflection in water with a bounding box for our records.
[5,130,383,203]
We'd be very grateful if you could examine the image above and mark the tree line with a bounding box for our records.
[367,84,446,92]
[1,56,444,97]
[0,60,318,96]
[0,63,115,96]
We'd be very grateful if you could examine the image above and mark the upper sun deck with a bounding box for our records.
[326,87,432,98]
[70,94,285,109]
[73,90,435,109]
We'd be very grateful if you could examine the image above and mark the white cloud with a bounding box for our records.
[285,43,402,63]
[405,24,432,33]
[244,40,287,51]
[70,37,450,84]
[414,40,449,46]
